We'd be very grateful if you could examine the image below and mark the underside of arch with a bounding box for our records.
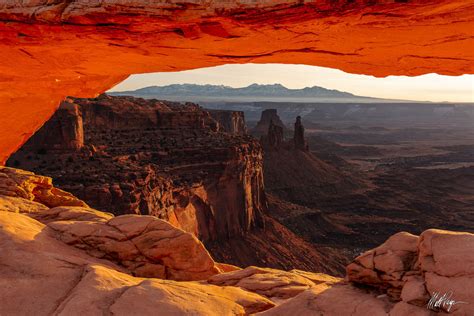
[0,0,473,164]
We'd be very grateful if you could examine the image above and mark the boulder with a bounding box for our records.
[347,230,474,315]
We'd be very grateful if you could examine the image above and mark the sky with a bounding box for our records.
[109,64,474,103]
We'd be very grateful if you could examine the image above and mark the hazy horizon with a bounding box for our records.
[109,64,474,103]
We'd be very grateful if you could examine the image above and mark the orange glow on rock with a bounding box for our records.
[0,0,473,164]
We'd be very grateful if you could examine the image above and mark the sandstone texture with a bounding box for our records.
[347,230,474,315]
[10,95,266,243]
[263,120,285,150]
[1,166,473,315]
[209,110,247,136]
[1,0,473,164]
[0,166,220,282]
[17,101,84,152]
[9,95,346,275]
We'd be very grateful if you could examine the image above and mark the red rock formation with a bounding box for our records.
[208,110,247,136]
[79,94,218,131]
[0,166,221,281]
[17,101,84,153]
[252,109,287,136]
[9,95,265,242]
[347,230,474,315]
[261,120,284,150]
[1,0,472,164]
[8,96,351,274]
[1,167,473,315]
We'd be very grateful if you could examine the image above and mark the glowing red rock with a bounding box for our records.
[0,0,473,163]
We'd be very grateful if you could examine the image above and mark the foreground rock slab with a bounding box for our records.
[348,230,474,315]
[1,166,473,315]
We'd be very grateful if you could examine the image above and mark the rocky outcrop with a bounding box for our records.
[1,166,473,315]
[17,101,84,153]
[8,95,265,242]
[257,111,309,152]
[0,0,473,164]
[79,94,219,131]
[9,95,354,274]
[208,110,247,135]
[293,116,308,151]
[0,166,87,208]
[0,166,220,281]
[252,109,286,136]
[255,110,360,208]
[347,230,474,315]
[261,120,284,150]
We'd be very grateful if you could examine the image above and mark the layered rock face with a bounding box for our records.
[9,95,265,242]
[8,95,349,274]
[0,0,473,164]
[17,102,84,153]
[1,166,473,315]
[209,110,247,135]
[257,109,308,152]
[347,230,474,315]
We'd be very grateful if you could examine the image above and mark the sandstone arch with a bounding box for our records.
[1,0,473,164]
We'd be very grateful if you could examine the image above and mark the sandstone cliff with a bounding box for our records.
[9,95,265,242]
[18,101,84,153]
[1,166,472,315]
[209,109,247,136]
[8,95,349,274]
[253,109,360,207]
[252,109,287,137]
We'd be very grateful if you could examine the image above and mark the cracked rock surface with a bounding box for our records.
[348,230,474,315]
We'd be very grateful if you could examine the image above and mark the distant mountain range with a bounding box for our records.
[110,83,402,103]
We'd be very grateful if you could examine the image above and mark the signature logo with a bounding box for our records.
[427,291,468,313]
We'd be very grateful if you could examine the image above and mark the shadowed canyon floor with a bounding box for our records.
[1,166,474,315]
[251,106,474,265]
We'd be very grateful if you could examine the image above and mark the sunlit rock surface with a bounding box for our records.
[1,0,473,163]
[1,166,473,315]
[347,230,474,315]
[8,95,266,242]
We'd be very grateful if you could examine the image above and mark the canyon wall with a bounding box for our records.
[1,0,473,164]
[209,110,247,136]
[18,102,84,152]
[8,95,265,242]
[253,109,362,208]
[1,166,473,315]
